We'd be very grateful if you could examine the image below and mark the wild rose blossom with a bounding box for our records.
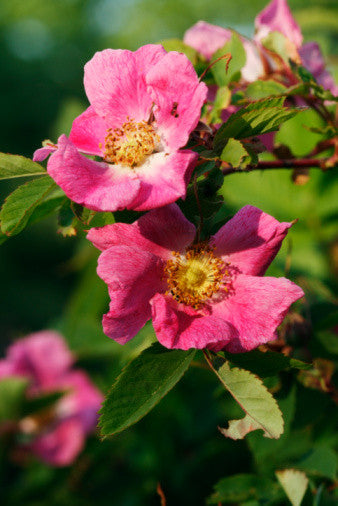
[255,0,337,95]
[88,204,304,353]
[0,331,103,466]
[34,45,207,212]
[183,21,264,83]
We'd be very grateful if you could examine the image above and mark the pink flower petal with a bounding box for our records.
[102,309,151,345]
[31,418,85,467]
[130,150,198,211]
[241,38,264,82]
[299,42,338,96]
[7,331,73,390]
[150,293,236,350]
[212,205,292,276]
[69,106,107,156]
[57,370,103,433]
[255,0,303,49]
[97,245,165,343]
[47,135,141,212]
[146,52,207,151]
[84,46,166,126]
[33,145,56,162]
[213,274,304,352]
[87,203,196,258]
[183,20,232,60]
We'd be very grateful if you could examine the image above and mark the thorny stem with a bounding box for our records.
[221,158,337,176]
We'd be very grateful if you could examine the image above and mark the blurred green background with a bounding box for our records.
[0,1,337,505]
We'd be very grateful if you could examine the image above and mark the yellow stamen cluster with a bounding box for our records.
[101,119,159,167]
[164,244,229,309]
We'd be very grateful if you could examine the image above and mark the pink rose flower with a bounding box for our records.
[0,331,103,466]
[255,0,337,95]
[254,0,303,49]
[34,45,207,212]
[88,204,304,353]
[183,21,264,83]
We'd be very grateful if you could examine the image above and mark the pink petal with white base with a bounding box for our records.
[212,205,292,276]
[212,274,304,352]
[87,203,195,258]
[84,46,166,126]
[255,0,303,48]
[130,150,198,211]
[150,293,236,350]
[69,106,107,156]
[31,418,85,467]
[146,52,207,151]
[183,21,232,60]
[47,135,141,212]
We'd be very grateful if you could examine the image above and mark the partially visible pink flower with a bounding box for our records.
[299,42,338,97]
[184,21,264,82]
[0,331,103,467]
[88,204,304,353]
[35,45,207,212]
[33,141,57,162]
[254,0,303,49]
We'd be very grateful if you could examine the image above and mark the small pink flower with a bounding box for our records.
[0,331,103,466]
[184,21,264,83]
[88,204,304,353]
[35,45,207,212]
[255,0,303,49]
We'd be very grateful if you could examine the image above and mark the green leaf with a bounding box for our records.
[223,349,311,378]
[211,33,246,87]
[209,86,231,123]
[99,343,195,436]
[246,80,287,99]
[220,138,248,166]
[214,97,298,152]
[22,390,65,417]
[262,31,298,63]
[158,38,198,64]
[207,355,284,439]
[0,176,58,236]
[0,153,45,181]
[296,447,337,480]
[0,377,28,422]
[208,473,280,504]
[275,469,308,506]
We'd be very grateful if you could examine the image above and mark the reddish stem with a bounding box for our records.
[221,158,336,175]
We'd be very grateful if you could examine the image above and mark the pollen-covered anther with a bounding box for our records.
[103,119,159,167]
[164,244,230,309]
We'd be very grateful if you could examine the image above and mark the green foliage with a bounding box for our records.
[159,38,198,64]
[246,80,287,99]
[99,343,195,436]
[0,153,45,181]
[211,33,246,87]
[208,473,280,504]
[0,377,28,423]
[223,349,311,377]
[213,97,298,153]
[0,176,64,236]
[207,354,284,439]
[275,469,308,506]
[262,31,296,63]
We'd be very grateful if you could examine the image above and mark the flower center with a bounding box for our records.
[164,244,230,309]
[102,119,159,167]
